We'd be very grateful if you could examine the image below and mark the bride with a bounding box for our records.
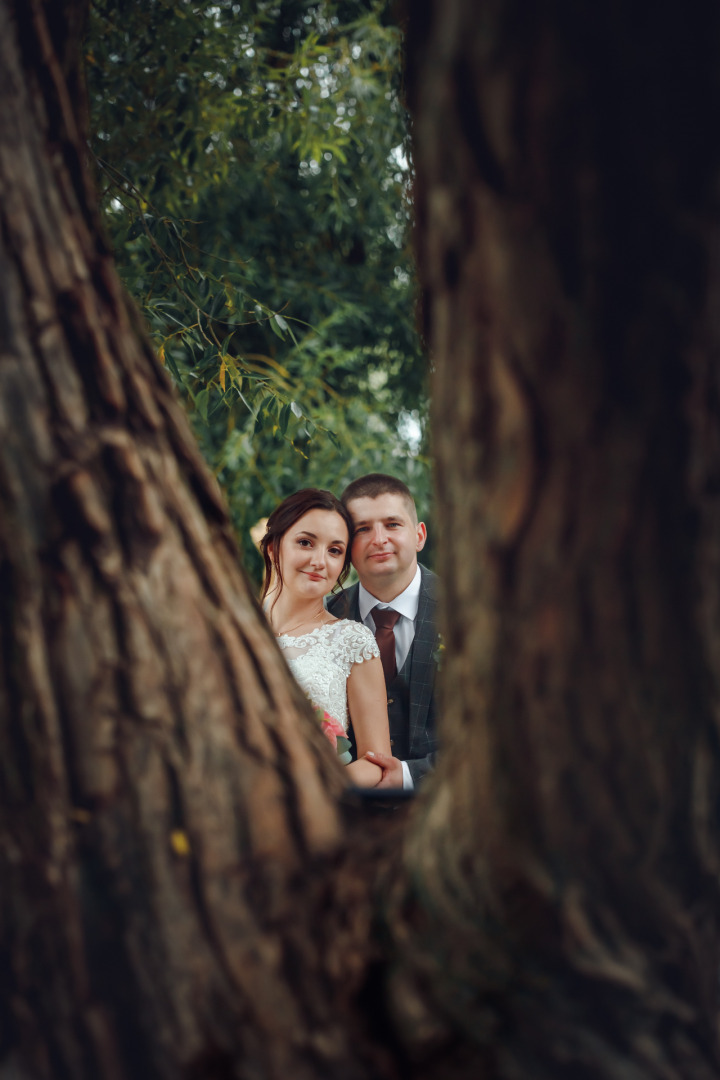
[261,488,391,787]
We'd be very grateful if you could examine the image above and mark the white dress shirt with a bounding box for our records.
[358,565,422,790]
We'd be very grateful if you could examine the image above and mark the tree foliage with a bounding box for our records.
[86,0,430,578]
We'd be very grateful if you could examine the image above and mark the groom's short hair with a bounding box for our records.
[341,473,418,523]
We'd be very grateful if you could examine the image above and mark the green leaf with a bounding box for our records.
[270,313,287,339]
[208,393,227,421]
[278,402,291,435]
[164,350,182,383]
[336,736,352,756]
[195,388,209,422]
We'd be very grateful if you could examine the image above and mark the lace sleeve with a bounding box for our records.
[331,621,379,677]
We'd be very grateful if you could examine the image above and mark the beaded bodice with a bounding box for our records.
[276,620,379,730]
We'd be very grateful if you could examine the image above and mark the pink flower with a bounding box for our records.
[313,707,351,761]
[319,711,345,750]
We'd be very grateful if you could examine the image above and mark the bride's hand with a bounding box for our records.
[364,751,404,789]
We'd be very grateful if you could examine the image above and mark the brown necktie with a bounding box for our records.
[373,607,400,684]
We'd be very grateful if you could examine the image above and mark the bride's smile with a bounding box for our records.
[277,508,349,600]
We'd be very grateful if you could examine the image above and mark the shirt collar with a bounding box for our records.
[358,564,422,621]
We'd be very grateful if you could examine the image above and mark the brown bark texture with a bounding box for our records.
[400,0,720,1076]
[0,3,390,1079]
[2,0,720,1079]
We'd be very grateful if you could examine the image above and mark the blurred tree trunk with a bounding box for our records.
[0,3,359,1078]
[1,1,720,1079]
[404,0,720,1075]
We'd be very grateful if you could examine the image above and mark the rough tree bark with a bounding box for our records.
[1,1,720,1079]
[402,0,720,1076]
[0,3,367,1078]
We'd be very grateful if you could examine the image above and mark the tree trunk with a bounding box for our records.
[2,1,720,1079]
[0,3,370,1078]
[401,0,720,1075]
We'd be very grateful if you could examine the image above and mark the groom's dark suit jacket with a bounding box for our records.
[327,564,439,785]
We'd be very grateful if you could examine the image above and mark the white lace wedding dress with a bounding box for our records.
[276,620,379,744]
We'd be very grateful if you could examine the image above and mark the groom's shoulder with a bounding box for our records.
[419,563,439,593]
[327,582,360,620]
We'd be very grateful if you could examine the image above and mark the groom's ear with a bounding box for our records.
[415,521,427,552]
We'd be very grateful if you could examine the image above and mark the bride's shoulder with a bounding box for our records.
[328,619,379,661]
[326,617,366,636]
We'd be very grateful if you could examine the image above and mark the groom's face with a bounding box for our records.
[346,492,426,595]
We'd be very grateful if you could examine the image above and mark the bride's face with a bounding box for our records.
[276,508,349,601]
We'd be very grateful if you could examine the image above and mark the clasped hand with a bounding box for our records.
[363,750,404,788]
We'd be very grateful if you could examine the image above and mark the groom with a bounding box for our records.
[327,474,439,789]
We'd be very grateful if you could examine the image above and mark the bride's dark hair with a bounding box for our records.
[260,489,354,604]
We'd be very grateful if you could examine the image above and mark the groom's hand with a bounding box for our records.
[364,751,404,788]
